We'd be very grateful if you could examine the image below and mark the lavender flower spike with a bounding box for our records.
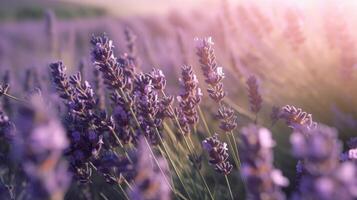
[202,134,233,175]
[195,37,226,102]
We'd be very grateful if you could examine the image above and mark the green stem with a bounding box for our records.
[118,183,130,200]
[109,128,133,164]
[182,137,215,200]
[225,133,240,170]
[225,175,234,200]
[117,89,180,198]
[229,131,241,169]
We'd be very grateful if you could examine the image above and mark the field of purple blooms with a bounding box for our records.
[0,0,357,200]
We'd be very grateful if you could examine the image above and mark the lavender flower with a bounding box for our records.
[91,34,129,91]
[49,62,74,102]
[278,105,317,131]
[176,65,202,135]
[202,134,233,175]
[246,75,262,115]
[150,68,167,91]
[216,104,237,132]
[195,37,226,102]
[134,73,161,145]
[239,124,288,200]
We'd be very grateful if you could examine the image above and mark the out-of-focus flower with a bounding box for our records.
[291,124,357,200]
[246,75,262,115]
[128,138,171,200]
[14,94,70,200]
[290,124,340,175]
[239,124,288,200]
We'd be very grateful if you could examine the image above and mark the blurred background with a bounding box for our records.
[1,0,357,197]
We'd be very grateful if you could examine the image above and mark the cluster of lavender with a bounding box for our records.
[50,62,106,182]
[13,95,71,200]
[202,134,233,175]
[290,124,357,199]
[239,124,289,200]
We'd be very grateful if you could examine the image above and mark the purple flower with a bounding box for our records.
[202,134,233,175]
[239,124,288,200]
[291,124,357,199]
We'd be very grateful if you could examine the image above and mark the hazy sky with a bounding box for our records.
[62,0,218,16]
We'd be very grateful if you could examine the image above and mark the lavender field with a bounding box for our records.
[0,0,357,199]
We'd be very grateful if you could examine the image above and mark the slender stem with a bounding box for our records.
[143,137,175,191]
[0,92,26,103]
[225,133,240,170]
[198,106,212,136]
[229,131,241,169]
[225,175,234,200]
[197,169,215,200]
[158,146,192,200]
[117,89,180,198]
[152,122,193,200]
[182,136,215,200]
[118,183,130,200]
[109,128,133,164]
